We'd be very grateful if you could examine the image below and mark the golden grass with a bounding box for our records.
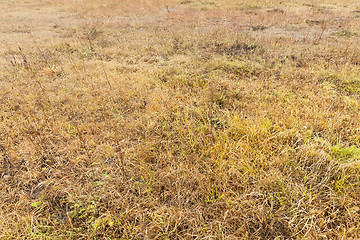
[1,0,360,239]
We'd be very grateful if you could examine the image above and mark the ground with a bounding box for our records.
[1,0,360,239]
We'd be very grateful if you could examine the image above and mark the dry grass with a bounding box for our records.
[1,0,360,239]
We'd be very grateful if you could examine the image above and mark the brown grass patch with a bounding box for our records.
[1,0,360,239]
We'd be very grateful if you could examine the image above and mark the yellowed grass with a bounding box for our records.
[1,0,360,239]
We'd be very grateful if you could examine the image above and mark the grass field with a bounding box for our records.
[1,0,360,239]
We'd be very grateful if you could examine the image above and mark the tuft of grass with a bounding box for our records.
[331,145,360,163]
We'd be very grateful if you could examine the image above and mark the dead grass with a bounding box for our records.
[1,0,360,239]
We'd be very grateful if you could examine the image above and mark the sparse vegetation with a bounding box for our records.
[1,0,360,239]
